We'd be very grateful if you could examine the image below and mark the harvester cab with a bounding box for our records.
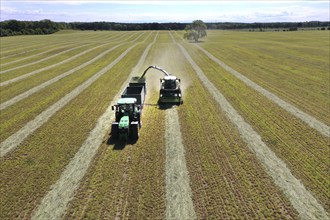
[140,65,183,105]
[160,75,182,104]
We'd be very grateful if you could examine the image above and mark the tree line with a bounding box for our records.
[1,19,329,37]
[0,20,67,36]
[208,21,330,31]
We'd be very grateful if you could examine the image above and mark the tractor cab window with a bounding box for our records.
[122,104,133,111]
[119,104,128,113]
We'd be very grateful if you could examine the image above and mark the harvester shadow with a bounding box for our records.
[144,103,176,110]
[188,40,205,44]
[107,135,137,150]
[158,103,179,110]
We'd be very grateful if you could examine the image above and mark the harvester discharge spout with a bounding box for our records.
[139,65,170,79]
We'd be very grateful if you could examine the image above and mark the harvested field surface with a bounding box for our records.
[173,31,330,214]
[0,31,152,219]
[1,30,329,219]
[177,30,330,125]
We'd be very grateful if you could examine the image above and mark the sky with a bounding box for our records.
[0,0,329,23]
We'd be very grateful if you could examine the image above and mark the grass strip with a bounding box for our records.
[0,42,140,157]
[0,32,139,84]
[0,44,117,102]
[0,38,138,110]
[1,33,126,67]
[175,32,330,212]
[165,108,196,220]
[32,32,158,220]
[171,32,329,219]
[190,31,330,125]
[0,33,147,144]
[0,44,88,74]
[195,43,329,137]
[0,33,152,220]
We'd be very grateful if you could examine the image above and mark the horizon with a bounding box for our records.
[1,1,329,23]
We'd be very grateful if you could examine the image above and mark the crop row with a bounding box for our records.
[64,93,166,219]
[173,32,329,212]
[179,30,330,125]
[0,33,142,104]
[0,32,156,219]
[0,32,137,81]
[0,39,141,143]
[1,30,328,219]
[0,31,124,60]
[157,34,298,219]
[65,31,301,219]
[64,32,172,219]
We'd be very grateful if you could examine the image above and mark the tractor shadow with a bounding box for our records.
[106,102,181,150]
[107,135,137,150]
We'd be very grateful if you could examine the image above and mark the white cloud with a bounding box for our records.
[1,0,328,22]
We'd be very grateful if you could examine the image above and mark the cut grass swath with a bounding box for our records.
[170,32,328,219]
[174,32,330,213]
[0,33,153,220]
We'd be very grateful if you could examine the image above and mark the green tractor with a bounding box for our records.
[111,98,141,140]
[111,78,145,141]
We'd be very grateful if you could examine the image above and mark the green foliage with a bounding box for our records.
[184,20,207,42]
[0,19,62,37]
[1,19,328,37]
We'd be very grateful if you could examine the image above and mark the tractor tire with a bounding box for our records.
[111,123,119,139]
[130,122,139,140]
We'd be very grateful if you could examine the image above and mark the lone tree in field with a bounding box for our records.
[183,20,207,42]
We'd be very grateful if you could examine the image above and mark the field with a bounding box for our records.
[0,30,329,219]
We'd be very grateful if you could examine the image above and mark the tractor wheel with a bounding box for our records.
[111,123,118,139]
[130,123,139,140]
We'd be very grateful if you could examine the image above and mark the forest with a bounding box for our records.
[1,19,329,37]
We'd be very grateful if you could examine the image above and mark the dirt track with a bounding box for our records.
[165,108,196,220]
[0,32,141,87]
[194,44,329,137]
[31,32,157,220]
[170,32,329,220]
[0,38,144,157]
